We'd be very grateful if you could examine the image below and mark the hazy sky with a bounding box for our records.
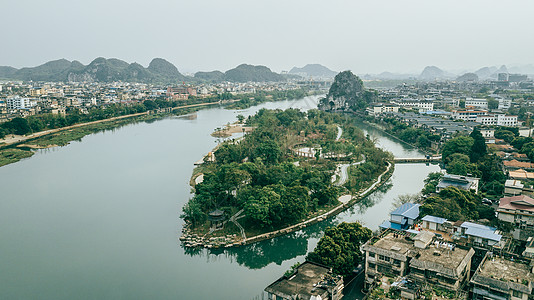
[2,0,533,74]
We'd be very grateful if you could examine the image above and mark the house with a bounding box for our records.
[362,230,474,293]
[454,222,502,249]
[504,160,534,170]
[523,237,534,259]
[421,215,448,231]
[379,203,420,231]
[436,174,480,194]
[497,195,534,229]
[409,240,474,291]
[504,179,525,196]
[508,169,534,180]
[264,261,344,300]
[480,128,495,138]
[470,256,534,300]
[367,103,399,115]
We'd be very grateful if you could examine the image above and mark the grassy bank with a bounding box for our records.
[0,106,203,168]
[0,148,35,167]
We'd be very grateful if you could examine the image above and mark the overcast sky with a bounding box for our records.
[2,0,533,74]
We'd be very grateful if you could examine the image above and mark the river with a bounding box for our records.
[0,96,440,299]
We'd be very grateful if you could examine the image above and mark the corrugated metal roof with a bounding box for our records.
[421,215,447,224]
[391,203,420,219]
[465,227,502,242]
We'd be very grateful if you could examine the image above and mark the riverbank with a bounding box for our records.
[0,100,245,168]
[180,161,394,248]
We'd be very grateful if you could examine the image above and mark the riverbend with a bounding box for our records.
[0,95,440,299]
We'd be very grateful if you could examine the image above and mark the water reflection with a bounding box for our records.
[182,217,337,269]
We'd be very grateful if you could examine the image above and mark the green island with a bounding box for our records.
[180,107,392,248]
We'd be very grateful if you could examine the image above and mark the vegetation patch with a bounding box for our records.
[0,148,34,167]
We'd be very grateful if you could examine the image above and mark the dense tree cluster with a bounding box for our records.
[421,187,494,222]
[307,222,372,276]
[379,117,441,151]
[182,109,388,231]
[441,128,505,197]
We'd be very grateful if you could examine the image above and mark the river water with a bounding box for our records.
[0,96,440,299]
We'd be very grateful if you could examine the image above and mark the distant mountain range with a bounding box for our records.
[288,64,337,78]
[0,58,187,83]
[366,64,534,81]
[0,59,292,83]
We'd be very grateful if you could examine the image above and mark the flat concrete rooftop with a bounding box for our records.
[478,257,534,283]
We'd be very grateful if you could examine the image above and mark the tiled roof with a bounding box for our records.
[499,195,534,212]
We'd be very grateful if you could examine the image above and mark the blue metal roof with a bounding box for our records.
[391,203,420,220]
[465,227,502,242]
[421,215,447,224]
[461,222,496,232]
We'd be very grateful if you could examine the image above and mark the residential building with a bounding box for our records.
[362,231,474,293]
[452,110,487,122]
[497,195,534,229]
[470,256,534,300]
[6,95,33,110]
[368,103,399,115]
[504,160,534,171]
[465,98,488,109]
[458,222,502,249]
[476,114,518,127]
[394,100,434,112]
[379,203,420,231]
[421,215,448,231]
[264,261,344,300]
[523,237,534,259]
[505,180,525,196]
[436,174,480,194]
[480,128,495,138]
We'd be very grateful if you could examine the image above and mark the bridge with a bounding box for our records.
[393,156,442,164]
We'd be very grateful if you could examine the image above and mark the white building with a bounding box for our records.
[480,128,495,138]
[394,100,434,112]
[368,103,399,115]
[6,96,33,110]
[465,98,488,109]
[452,110,487,122]
[499,99,512,110]
[475,114,518,126]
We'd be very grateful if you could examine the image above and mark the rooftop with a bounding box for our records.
[265,261,339,300]
[499,195,534,212]
[365,231,418,261]
[391,203,420,219]
[472,257,534,293]
[421,215,447,224]
[410,242,474,278]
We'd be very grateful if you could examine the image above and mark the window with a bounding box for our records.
[512,290,522,298]
[378,255,391,262]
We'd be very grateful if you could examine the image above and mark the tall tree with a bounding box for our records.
[307,222,372,276]
[469,127,487,162]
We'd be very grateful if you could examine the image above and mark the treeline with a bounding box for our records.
[378,117,441,151]
[0,89,310,139]
[441,128,506,197]
[182,109,384,231]
[0,98,211,138]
